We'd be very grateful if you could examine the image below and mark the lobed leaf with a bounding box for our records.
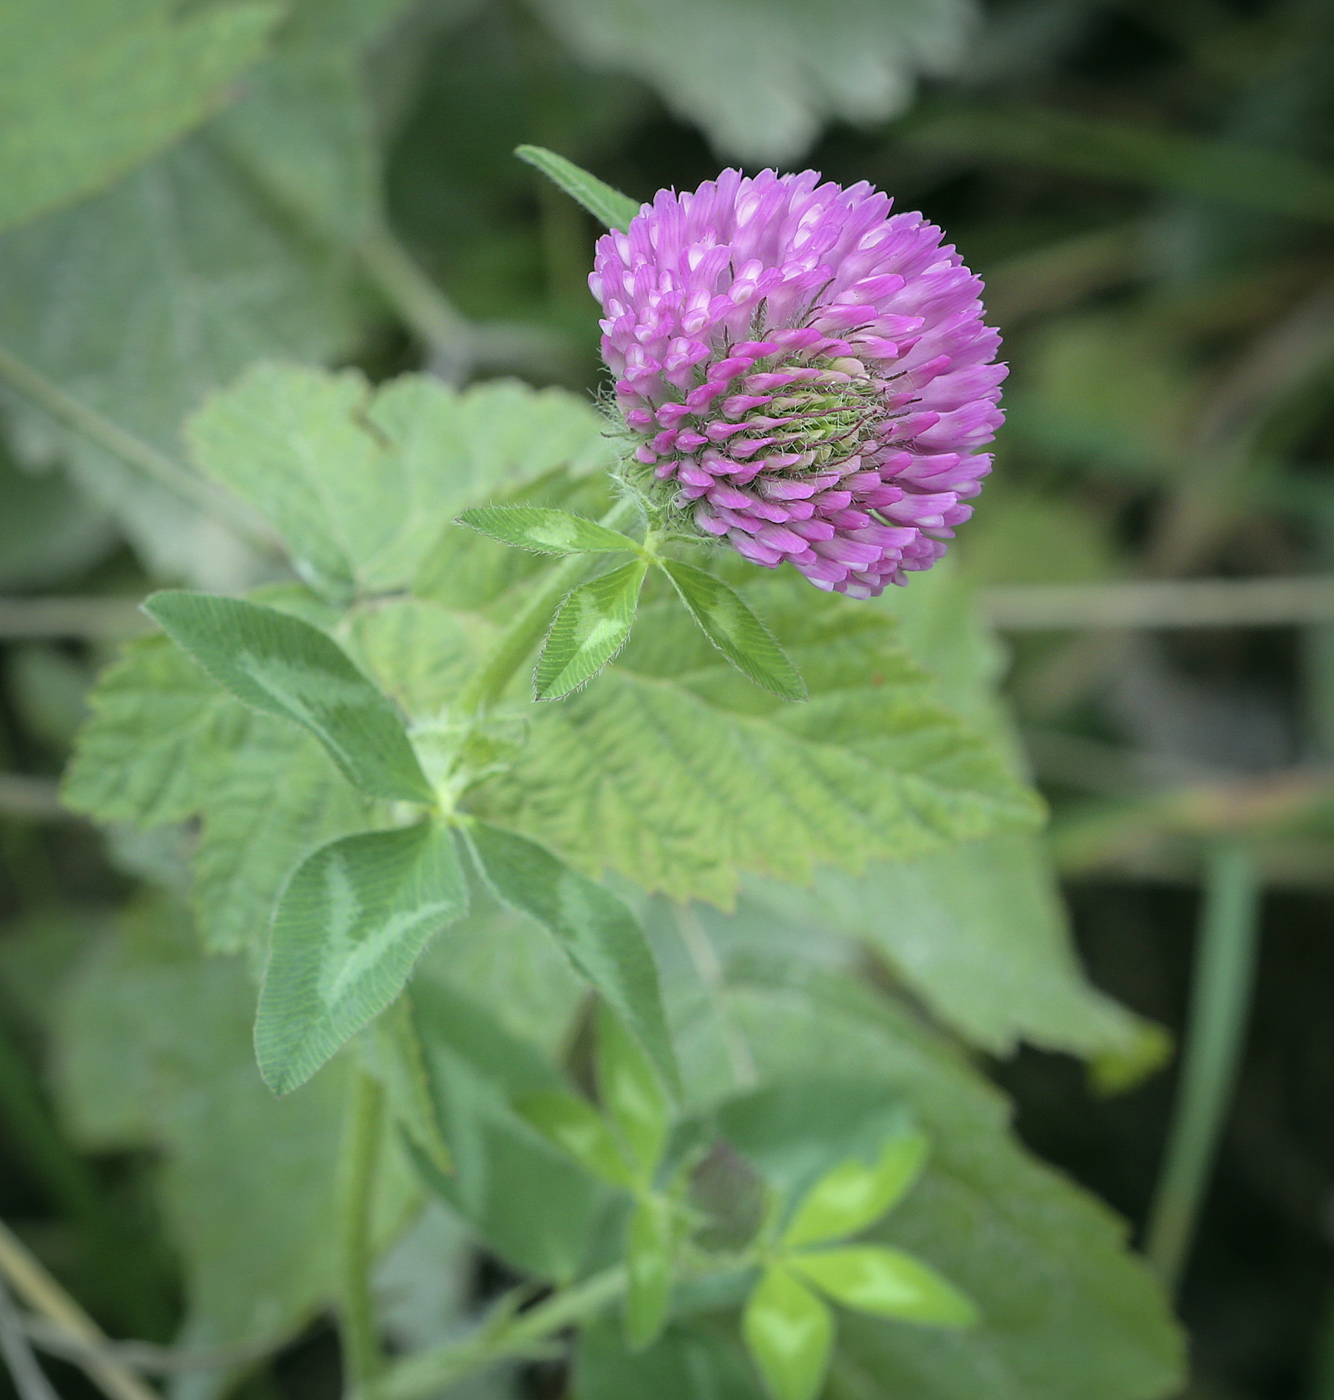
[145,591,433,805]
[515,145,641,232]
[464,821,678,1092]
[255,822,468,1094]
[535,559,648,700]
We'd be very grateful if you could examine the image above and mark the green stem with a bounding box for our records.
[0,344,275,551]
[371,1266,626,1400]
[1144,839,1261,1291]
[453,496,642,717]
[338,1069,384,1397]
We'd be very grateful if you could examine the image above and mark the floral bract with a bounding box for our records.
[590,169,1005,598]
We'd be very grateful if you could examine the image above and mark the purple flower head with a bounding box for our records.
[590,169,1005,598]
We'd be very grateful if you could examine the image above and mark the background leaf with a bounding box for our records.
[0,0,282,230]
[146,591,433,804]
[525,0,980,162]
[256,822,468,1094]
[188,364,619,598]
[476,569,1041,906]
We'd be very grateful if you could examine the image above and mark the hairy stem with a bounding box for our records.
[453,496,642,718]
[1144,840,1261,1290]
[0,345,275,551]
[371,1266,626,1400]
[338,1070,385,1397]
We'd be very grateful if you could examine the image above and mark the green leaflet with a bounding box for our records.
[146,591,433,805]
[410,977,612,1283]
[49,901,418,1400]
[789,1247,977,1327]
[255,821,469,1094]
[742,1266,834,1400]
[475,570,1042,905]
[464,821,679,1092]
[0,0,282,230]
[0,138,365,584]
[536,559,648,700]
[660,558,806,701]
[187,364,617,600]
[515,145,641,232]
[782,1134,930,1248]
[523,0,979,163]
[458,504,639,555]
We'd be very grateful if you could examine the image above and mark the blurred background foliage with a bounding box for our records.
[1,0,1333,1398]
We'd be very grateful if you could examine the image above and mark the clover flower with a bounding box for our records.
[590,169,1005,598]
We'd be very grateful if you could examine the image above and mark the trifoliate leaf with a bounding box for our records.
[742,1266,835,1400]
[524,0,979,163]
[789,1246,977,1327]
[515,145,641,232]
[782,1133,929,1248]
[660,558,805,701]
[145,591,433,804]
[458,505,639,556]
[0,0,281,230]
[255,821,469,1094]
[625,1194,674,1350]
[596,1002,670,1179]
[535,560,648,700]
[512,1090,634,1187]
[187,365,617,598]
[464,821,678,1092]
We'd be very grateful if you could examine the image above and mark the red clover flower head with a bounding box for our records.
[590,169,1005,598]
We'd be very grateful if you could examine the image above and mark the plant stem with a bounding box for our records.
[371,1266,626,1400]
[0,1219,160,1400]
[338,1069,384,1397]
[453,496,641,718]
[0,345,275,551]
[1144,839,1261,1291]
[0,1276,61,1400]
